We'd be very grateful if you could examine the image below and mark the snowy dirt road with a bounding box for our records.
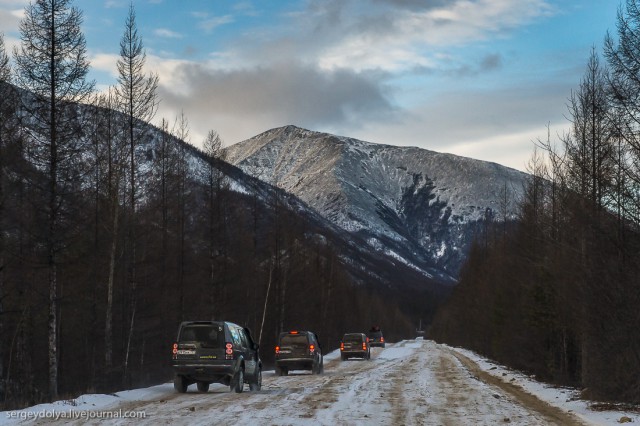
[15,339,590,426]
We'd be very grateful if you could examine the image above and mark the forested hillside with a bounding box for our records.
[0,2,420,410]
[431,1,640,404]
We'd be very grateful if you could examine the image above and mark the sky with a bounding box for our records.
[0,0,621,171]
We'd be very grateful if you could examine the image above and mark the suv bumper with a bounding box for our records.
[341,350,368,357]
[276,357,314,370]
[172,362,236,381]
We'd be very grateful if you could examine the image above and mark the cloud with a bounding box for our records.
[371,0,452,9]
[480,53,502,71]
[348,80,573,171]
[303,0,554,72]
[214,0,553,77]
[91,52,119,78]
[154,28,183,39]
[442,53,503,77]
[233,1,258,17]
[151,58,397,145]
[0,0,28,6]
[0,7,23,34]
[194,13,234,33]
[105,1,126,9]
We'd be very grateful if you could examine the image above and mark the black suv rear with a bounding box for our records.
[340,333,370,360]
[171,321,262,393]
[275,330,323,375]
[367,326,385,348]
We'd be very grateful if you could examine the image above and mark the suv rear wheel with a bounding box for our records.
[196,381,209,392]
[275,366,288,376]
[231,368,244,393]
[174,375,188,393]
[250,367,262,391]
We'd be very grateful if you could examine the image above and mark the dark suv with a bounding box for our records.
[367,326,385,348]
[340,333,370,360]
[275,330,323,375]
[171,321,262,393]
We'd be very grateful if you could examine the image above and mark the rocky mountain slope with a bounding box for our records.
[225,125,529,279]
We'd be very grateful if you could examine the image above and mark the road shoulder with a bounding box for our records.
[447,348,588,426]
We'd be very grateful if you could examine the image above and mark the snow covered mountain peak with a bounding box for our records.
[226,125,529,278]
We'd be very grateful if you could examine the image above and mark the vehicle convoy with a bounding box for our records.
[275,330,324,375]
[340,332,370,360]
[171,321,262,393]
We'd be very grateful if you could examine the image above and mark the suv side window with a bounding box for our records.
[240,329,250,350]
[229,326,242,348]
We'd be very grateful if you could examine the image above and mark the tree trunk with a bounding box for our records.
[105,194,120,369]
[123,298,136,388]
[258,264,274,346]
[48,260,58,400]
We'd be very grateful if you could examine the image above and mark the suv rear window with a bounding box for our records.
[344,334,363,343]
[179,325,223,348]
[280,334,309,347]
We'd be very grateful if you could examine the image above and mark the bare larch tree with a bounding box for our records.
[13,0,93,400]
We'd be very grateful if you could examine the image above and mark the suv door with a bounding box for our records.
[311,333,323,372]
[239,327,257,377]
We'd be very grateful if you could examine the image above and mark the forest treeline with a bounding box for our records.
[431,0,640,404]
[0,1,415,409]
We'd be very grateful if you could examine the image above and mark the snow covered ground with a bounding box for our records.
[1,339,637,425]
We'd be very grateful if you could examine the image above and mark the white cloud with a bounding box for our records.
[313,0,555,71]
[197,14,234,33]
[0,0,28,6]
[153,28,183,39]
[0,7,23,34]
[146,54,396,147]
[105,1,126,9]
[347,81,573,172]
[90,52,120,78]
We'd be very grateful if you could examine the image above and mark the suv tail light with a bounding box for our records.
[275,345,280,354]
[309,344,315,355]
[225,342,233,360]
[380,337,385,343]
[362,342,367,350]
[340,342,344,351]
[172,343,178,359]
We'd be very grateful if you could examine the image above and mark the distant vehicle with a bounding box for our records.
[275,330,324,375]
[416,319,425,339]
[340,333,370,360]
[367,326,385,348]
[171,320,262,393]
